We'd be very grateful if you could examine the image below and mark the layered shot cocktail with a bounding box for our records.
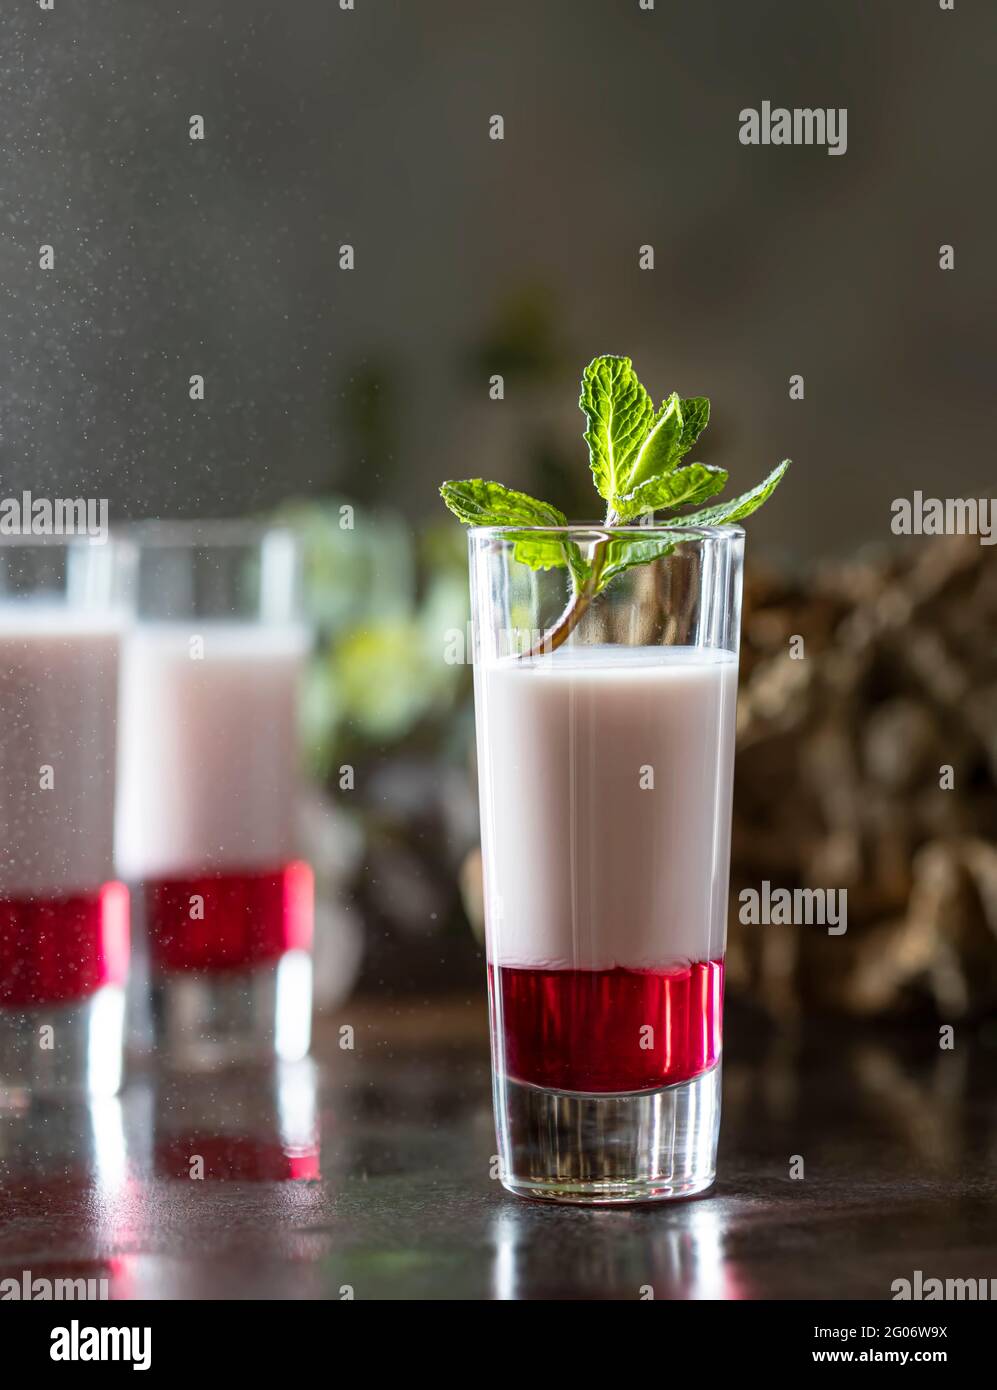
[443,355,787,1201]
[116,524,312,1068]
[0,540,132,1104]
[469,527,742,1201]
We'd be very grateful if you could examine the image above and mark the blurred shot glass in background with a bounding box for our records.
[0,538,133,1107]
[116,523,313,1069]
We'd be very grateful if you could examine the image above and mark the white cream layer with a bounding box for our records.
[474,645,738,971]
[115,621,307,879]
[0,607,121,896]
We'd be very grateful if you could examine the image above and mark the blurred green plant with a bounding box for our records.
[277,498,471,779]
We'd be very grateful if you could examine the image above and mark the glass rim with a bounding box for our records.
[111,518,295,549]
[469,522,745,541]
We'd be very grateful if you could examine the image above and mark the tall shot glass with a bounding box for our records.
[469,525,743,1203]
[115,523,313,1069]
[0,538,133,1106]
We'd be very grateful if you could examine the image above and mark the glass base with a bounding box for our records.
[0,984,126,1108]
[494,1063,721,1205]
[150,950,312,1070]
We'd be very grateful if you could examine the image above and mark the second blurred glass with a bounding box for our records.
[116,523,313,1069]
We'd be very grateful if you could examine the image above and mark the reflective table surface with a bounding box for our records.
[1,1000,995,1300]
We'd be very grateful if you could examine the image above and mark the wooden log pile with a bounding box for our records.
[729,536,997,1019]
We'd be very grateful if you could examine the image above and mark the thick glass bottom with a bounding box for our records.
[150,950,312,1070]
[0,983,126,1107]
[493,1063,721,1205]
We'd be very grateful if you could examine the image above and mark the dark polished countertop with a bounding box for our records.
[1,999,995,1301]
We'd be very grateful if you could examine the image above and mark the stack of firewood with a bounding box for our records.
[730,536,997,1019]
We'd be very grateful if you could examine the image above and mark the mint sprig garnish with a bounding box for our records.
[440,354,790,652]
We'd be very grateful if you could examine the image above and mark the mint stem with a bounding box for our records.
[525,508,618,658]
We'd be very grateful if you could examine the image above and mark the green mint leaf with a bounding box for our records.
[677,396,710,457]
[579,356,654,502]
[596,534,675,589]
[623,392,686,493]
[667,460,790,528]
[439,479,566,528]
[509,532,591,585]
[614,463,728,521]
[620,394,711,499]
[439,480,588,582]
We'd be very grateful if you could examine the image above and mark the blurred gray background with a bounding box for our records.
[2,0,993,559]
